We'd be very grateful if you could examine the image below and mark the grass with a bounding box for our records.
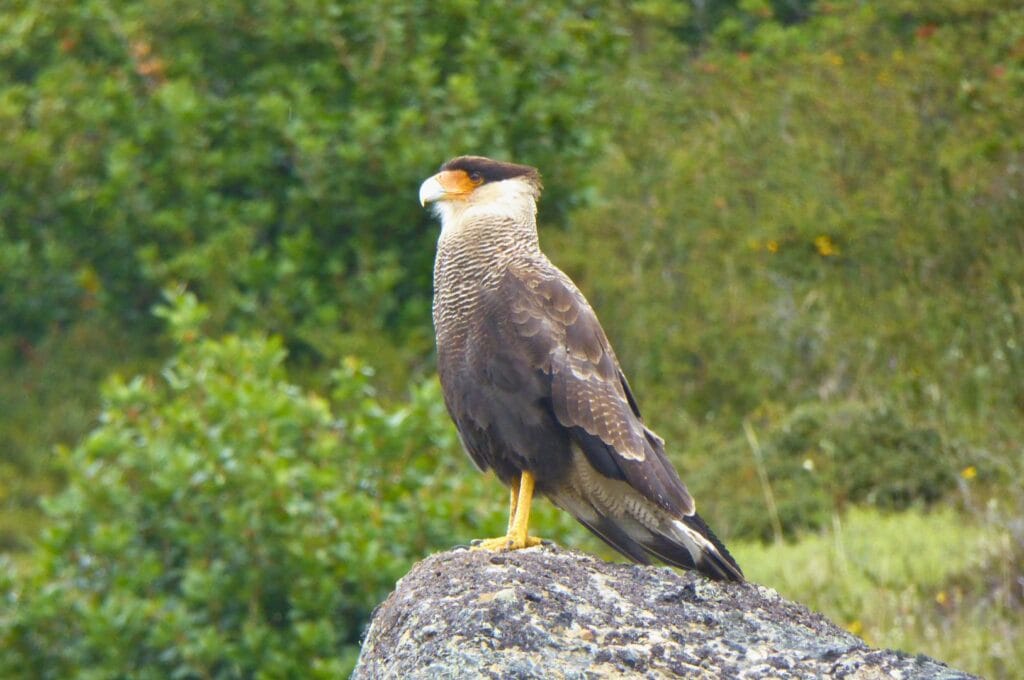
[733,506,1022,679]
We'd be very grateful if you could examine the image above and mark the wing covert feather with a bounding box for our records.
[498,263,696,516]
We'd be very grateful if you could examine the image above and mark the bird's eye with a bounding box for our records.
[468,172,483,184]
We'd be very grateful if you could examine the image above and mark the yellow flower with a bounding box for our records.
[935,590,948,605]
[77,265,102,295]
[814,235,839,257]
[961,465,977,480]
[767,240,779,254]
[846,620,863,636]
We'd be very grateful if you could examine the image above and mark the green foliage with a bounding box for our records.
[699,401,959,540]
[770,403,955,509]
[0,0,636,563]
[1,291,464,678]
[0,316,152,551]
[554,0,1024,434]
[0,290,602,677]
[0,0,630,357]
[546,0,1024,522]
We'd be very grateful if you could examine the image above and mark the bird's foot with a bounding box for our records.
[471,534,544,552]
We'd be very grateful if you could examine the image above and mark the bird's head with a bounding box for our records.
[419,156,542,226]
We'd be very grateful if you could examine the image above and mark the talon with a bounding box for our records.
[471,536,513,552]
[470,534,543,552]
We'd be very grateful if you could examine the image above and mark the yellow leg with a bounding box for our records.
[473,471,544,551]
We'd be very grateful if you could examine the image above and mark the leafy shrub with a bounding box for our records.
[0,1,632,357]
[544,1,1024,540]
[0,292,476,678]
[0,316,149,551]
[0,288,603,677]
[5,0,1023,555]
[0,1,640,543]
[699,401,959,540]
[553,0,1024,432]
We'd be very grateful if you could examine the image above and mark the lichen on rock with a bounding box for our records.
[354,544,976,679]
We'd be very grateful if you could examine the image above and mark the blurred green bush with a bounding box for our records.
[543,0,1024,542]
[0,1,630,355]
[1,289,597,677]
[0,0,639,551]
[702,401,959,540]
[1,291,469,678]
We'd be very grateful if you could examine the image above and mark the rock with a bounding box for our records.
[353,544,976,679]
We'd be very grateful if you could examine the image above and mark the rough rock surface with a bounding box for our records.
[353,544,975,679]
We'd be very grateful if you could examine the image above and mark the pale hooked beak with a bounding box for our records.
[419,175,446,207]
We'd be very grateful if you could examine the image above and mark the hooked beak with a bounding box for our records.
[419,174,446,207]
[419,169,478,207]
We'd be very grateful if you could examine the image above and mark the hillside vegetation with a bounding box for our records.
[1,1,1022,677]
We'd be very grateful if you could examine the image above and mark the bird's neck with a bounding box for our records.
[432,195,543,338]
[434,195,542,278]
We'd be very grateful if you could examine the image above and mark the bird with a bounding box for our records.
[419,155,743,581]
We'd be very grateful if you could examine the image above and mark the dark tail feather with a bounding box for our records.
[648,512,744,582]
[574,509,744,582]
[548,477,743,581]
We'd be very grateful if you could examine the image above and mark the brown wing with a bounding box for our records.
[498,261,696,516]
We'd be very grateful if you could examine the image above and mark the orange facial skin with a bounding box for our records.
[433,169,484,199]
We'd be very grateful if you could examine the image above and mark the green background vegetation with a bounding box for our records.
[1,0,1021,677]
